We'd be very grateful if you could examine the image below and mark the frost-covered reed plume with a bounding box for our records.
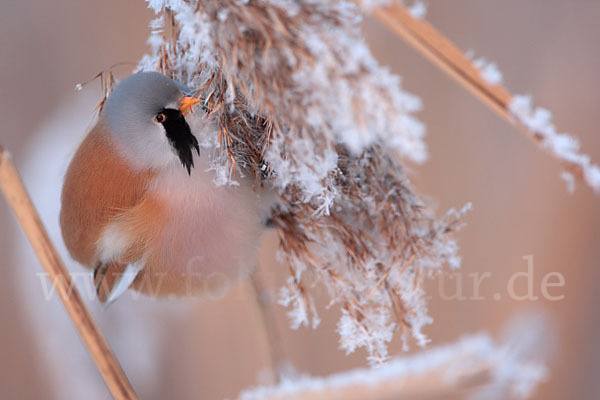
[139,0,467,363]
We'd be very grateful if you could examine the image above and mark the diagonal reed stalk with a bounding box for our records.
[237,330,545,400]
[360,1,594,190]
[0,145,137,400]
[241,366,491,400]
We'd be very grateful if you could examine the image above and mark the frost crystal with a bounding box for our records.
[358,0,426,19]
[510,94,600,193]
[474,58,503,85]
[408,1,427,19]
[464,45,598,193]
[467,50,504,85]
[139,0,466,362]
[240,329,548,400]
[560,171,575,194]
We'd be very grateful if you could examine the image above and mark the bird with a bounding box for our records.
[60,71,274,304]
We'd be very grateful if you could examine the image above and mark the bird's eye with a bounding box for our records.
[154,113,166,123]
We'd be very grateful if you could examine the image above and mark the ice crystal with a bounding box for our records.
[510,95,600,193]
[467,50,504,85]
[240,328,548,400]
[408,1,427,19]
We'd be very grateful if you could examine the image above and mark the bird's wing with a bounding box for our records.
[91,190,166,302]
[93,194,167,303]
[60,124,156,267]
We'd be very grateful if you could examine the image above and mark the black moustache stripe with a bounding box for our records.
[159,109,200,175]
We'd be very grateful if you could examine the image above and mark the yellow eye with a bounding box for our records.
[154,113,166,123]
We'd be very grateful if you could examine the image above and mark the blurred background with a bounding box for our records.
[1,1,598,399]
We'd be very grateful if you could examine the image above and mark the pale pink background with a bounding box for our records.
[1,1,599,399]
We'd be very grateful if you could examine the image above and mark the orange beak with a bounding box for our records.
[179,96,202,116]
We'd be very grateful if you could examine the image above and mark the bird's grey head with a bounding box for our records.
[101,71,200,174]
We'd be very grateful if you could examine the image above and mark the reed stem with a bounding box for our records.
[362,1,592,188]
[0,146,137,400]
